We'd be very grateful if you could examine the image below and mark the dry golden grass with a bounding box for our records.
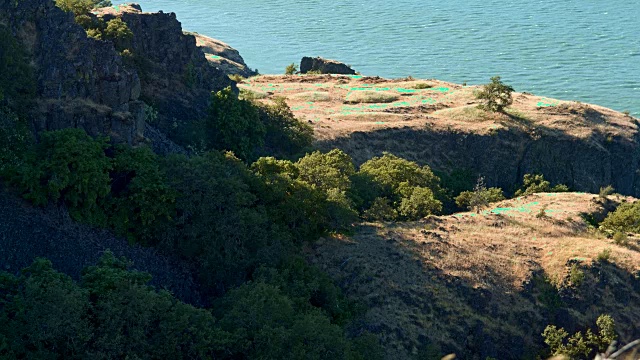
[238,74,637,144]
[307,192,640,359]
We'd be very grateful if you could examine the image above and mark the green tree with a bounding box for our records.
[258,97,314,159]
[515,173,569,197]
[103,17,133,51]
[476,76,514,113]
[285,63,298,75]
[0,259,92,359]
[206,87,266,161]
[296,149,355,192]
[358,153,443,220]
[542,315,616,360]
[106,145,176,243]
[11,128,112,224]
[600,200,640,233]
[455,176,505,212]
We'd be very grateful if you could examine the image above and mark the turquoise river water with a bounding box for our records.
[114,0,640,116]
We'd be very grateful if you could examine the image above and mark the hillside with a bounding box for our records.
[1,0,639,359]
[307,192,640,359]
[240,75,640,197]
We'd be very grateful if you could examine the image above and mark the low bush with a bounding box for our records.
[344,90,399,104]
[357,153,443,220]
[600,201,640,234]
[454,176,504,212]
[515,173,569,197]
[542,314,616,360]
[285,63,298,75]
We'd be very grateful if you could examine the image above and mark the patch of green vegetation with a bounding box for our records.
[55,0,133,51]
[600,200,640,233]
[411,82,433,89]
[542,314,616,360]
[0,25,36,113]
[354,153,443,220]
[476,76,514,113]
[285,63,298,75]
[344,90,399,104]
[514,173,569,197]
[568,264,585,287]
[454,176,505,213]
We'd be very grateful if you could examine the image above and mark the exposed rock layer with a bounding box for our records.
[0,0,145,144]
[300,56,357,75]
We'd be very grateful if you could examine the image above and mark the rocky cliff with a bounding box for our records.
[240,75,640,197]
[0,0,146,144]
[191,32,257,78]
[95,4,235,144]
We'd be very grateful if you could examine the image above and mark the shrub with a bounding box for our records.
[11,128,112,224]
[599,185,615,199]
[0,25,36,112]
[103,17,133,51]
[344,90,399,104]
[285,63,298,75]
[600,201,640,233]
[0,254,229,359]
[454,176,504,212]
[359,153,443,220]
[363,197,397,221]
[296,149,355,192]
[568,264,585,287]
[205,86,265,161]
[476,76,514,113]
[257,97,314,159]
[398,185,442,219]
[596,248,611,262]
[542,314,616,360]
[0,107,30,177]
[106,145,176,243]
[412,83,433,89]
[613,231,629,246]
[515,173,569,197]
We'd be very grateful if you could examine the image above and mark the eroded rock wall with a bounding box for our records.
[0,0,145,144]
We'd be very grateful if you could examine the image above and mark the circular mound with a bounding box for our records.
[344,90,399,104]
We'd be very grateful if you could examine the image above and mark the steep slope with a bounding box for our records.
[0,185,205,306]
[94,4,236,144]
[307,192,640,359]
[240,75,640,197]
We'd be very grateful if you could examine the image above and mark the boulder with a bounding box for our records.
[300,56,356,75]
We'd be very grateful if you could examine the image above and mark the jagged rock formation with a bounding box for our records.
[0,0,145,144]
[300,56,357,75]
[191,32,257,77]
[95,4,235,143]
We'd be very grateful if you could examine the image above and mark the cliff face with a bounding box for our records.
[0,0,145,144]
[96,4,236,143]
[321,125,640,197]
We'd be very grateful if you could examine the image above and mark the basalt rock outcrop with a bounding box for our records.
[0,0,145,144]
[191,32,257,77]
[300,56,357,75]
[96,4,235,143]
